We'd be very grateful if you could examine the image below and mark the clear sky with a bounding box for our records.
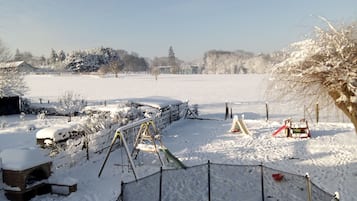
[0,0,356,61]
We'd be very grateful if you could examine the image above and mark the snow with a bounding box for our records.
[0,74,357,200]
[0,147,51,171]
[48,175,77,186]
[129,96,183,109]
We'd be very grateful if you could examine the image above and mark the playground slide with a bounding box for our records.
[237,119,251,135]
[272,125,287,137]
[159,147,187,169]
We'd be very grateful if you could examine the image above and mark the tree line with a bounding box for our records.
[12,47,150,73]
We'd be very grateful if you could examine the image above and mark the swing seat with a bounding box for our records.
[136,144,157,152]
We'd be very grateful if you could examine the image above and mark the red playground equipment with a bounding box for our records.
[272,119,311,138]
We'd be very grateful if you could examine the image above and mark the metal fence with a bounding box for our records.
[119,161,336,201]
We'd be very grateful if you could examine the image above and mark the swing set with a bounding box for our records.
[98,117,186,180]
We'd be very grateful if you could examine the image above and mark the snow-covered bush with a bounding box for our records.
[0,118,7,128]
[57,91,86,120]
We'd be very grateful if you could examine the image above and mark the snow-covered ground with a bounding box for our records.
[1,74,357,200]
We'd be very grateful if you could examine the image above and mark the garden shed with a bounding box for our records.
[0,61,36,73]
[0,96,20,115]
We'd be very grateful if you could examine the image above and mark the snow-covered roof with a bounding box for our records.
[0,147,51,171]
[129,96,183,109]
[0,61,26,69]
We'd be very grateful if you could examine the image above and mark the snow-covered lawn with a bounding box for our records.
[1,74,357,200]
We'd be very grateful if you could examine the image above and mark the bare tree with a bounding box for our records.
[58,91,86,122]
[0,39,27,97]
[98,60,124,77]
[268,18,357,132]
[151,66,160,80]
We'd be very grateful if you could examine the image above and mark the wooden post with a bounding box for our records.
[315,103,319,124]
[225,102,229,120]
[98,133,119,178]
[85,134,89,160]
[230,103,233,119]
[159,167,163,201]
[265,102,269,121]
[305,173,312,201]
[208,160,211,201]
[260,163,265,201]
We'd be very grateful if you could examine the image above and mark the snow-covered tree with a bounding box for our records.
[0,67,27,97]
[168,46,179,74]
[14,49,21,61]
[49,49,58,64]
[0,39,11,62]
[268,18,357,132]
[202,50,274,74]
[58,50,66,62]
[65,47,122,72]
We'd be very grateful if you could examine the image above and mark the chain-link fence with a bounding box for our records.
[119,162,336,201]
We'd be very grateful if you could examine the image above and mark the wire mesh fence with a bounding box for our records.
[119,162,336,201]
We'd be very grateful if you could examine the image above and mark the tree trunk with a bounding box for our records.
[329,91,357,134]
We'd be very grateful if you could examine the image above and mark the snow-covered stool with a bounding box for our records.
[0,148,52,201]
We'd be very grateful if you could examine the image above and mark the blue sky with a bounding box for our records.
[0,0,356,61]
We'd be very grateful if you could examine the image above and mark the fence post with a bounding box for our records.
[316,103,319,123]
[230,103,233,119]
[260,163,265,201]
[83,133,89,160]
[169,105,172,124]
[208,160,211,201]
[305,173,312,201]
[159,167,163,201]
[225,102,229,120]
[265,102,269,121]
